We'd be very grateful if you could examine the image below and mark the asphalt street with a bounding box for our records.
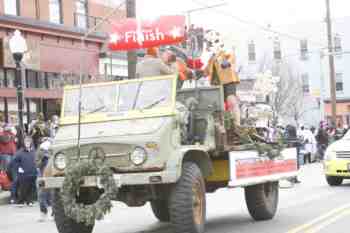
[1,163,349,233]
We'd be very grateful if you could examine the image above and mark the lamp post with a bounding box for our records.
[9,30,27,148]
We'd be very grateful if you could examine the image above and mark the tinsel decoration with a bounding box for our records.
[61,158,118,226]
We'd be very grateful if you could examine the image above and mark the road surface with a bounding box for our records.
[0,163,349,233]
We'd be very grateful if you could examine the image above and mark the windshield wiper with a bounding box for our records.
[83,96,106,115]
[141,97,166,110]
[132,82,143,110]
[85,105,106,115]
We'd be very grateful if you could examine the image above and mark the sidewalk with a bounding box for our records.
[0,191,10,205]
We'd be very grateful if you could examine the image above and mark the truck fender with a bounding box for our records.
[180,148,213,178]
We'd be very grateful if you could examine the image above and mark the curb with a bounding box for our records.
[0,191,10,205]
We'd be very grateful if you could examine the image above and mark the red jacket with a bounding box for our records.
[0,131,16,155]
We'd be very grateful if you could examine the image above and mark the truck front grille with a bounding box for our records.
[71,153,131,167]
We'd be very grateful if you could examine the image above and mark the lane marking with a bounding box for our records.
[286,203,350,233]
[305,209,350,233]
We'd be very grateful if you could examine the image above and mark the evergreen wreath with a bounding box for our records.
[61,157,118,226]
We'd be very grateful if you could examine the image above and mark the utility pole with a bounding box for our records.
[325,0,337,126]
[127,0,137,79]
[319,52,326,121]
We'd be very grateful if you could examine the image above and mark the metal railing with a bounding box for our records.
[73,13,103,29]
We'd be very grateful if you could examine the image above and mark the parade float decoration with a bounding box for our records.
[62,154,118,226]
[108,15,186,50]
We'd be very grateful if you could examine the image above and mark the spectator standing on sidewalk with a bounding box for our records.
[10,137,37,206]
[29,113,48,150]
[285,124,301,183]
[0,118,16,171]
[0,120,17,203]
[316,121,329,161]
[36,137,52,221]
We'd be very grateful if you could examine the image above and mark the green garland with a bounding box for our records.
[61,158,118,226]
[253,139,285,160]
[224,112,284,159]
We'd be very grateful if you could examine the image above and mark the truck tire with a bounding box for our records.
[53,190,94,233]
[245,182,279,221]
[169,162,206,233]
[150,199,170,222]
[326,176,343,186]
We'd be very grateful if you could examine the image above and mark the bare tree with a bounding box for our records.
[269,60,304,125]
[284,74,305,126]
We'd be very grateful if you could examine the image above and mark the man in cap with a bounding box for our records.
[136,47,177,78]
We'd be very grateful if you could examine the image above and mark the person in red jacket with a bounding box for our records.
[0,124,17,203]
[0,125,16,170]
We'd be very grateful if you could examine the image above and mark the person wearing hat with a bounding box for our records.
[10,137,37,206]
[36,137,53,221]
[30,113,49,150]
[136,47,177,78]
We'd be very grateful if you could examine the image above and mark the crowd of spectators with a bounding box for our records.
[0,112,58,221]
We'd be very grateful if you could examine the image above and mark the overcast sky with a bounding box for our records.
[137,0,350,30]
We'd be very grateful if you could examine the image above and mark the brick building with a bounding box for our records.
[0,0,125,123]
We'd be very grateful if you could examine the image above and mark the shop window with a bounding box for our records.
[336,73,343,92]
[0,69,4,87]
[301,73,310,93]
[26,70,38,88]
[4,0,20,16]
[49,0,63,24]
[5,69,15,88]
[248,41,256,62]
[37,72,46,89]
[273,38,282,60]
[75,0,88,29]
[47,73,62,89]
[35,0,40,19]
[334,34,342,53]
[300,39,308,60]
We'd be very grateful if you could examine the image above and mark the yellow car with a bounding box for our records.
[324,135,350,186]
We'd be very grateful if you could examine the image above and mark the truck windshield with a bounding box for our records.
[63,78,173,117]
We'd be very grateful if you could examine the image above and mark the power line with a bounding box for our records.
[190,0,327,47]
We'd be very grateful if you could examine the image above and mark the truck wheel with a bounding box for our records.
[169,162,206,233]
[326,176,343,186]
[150,199,170,222]
[245,182,279,221]
[53,190,94,233]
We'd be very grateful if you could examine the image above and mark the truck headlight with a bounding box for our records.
[130,147,147,166]
[54,153,66,170]
[325,150,336,161]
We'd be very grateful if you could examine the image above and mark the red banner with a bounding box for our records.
[108,15,186,51]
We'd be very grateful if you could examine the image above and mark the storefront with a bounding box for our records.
[325,100,350,127]
[0,17,105,123]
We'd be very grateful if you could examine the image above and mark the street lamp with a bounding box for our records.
[9,29,27,148]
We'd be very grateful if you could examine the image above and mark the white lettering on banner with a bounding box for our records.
[110,33,120,43]
[125,31,134,43]
[169,26,182,39]
[115,28,166,45]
